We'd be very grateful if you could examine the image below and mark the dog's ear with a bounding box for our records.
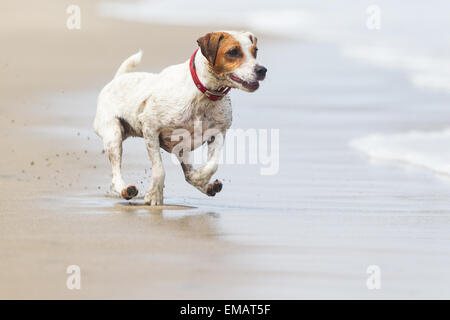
[197,32,224,67]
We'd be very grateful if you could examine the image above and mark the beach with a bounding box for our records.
[1,0,235,299]
[2,0,450,299]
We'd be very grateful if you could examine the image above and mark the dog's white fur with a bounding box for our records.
[94,31,264,205]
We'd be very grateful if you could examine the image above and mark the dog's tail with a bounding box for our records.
[114,50,143,79]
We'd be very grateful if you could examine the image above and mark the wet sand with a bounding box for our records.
[2,0,450,299]
[0,0,247,299]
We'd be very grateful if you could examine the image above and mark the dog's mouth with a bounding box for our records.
[228,74,259,92]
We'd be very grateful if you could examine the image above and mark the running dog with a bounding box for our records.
[94,31,267,205]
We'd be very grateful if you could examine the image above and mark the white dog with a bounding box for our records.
[94,31,267,205]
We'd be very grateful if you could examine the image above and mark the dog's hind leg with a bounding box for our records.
[101,119,138,200]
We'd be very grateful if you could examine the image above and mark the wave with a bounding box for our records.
[341,45,450,93]
[98,0,312,37]
[350,129,450,176]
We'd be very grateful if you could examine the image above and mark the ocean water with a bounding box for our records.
[351,129,450,176]
[98,0,450,177]
[99,0,450,92]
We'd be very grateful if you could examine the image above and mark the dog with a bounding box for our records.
[94,31,267,205]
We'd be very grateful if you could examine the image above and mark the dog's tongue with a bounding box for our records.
[244,81,259,91]
[230,75,243,83]
[230,74,259,91]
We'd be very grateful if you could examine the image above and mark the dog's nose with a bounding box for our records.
[255,65,267,80]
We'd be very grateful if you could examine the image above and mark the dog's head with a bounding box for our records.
[197,31,267,92]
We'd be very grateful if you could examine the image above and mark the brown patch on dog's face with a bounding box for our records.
[197,32,245,75]
[197,32,224,67]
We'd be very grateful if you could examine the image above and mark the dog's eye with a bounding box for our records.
[254,48,258,58]
[226,48,241,57]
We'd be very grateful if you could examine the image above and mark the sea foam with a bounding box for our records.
[350,129,450,176]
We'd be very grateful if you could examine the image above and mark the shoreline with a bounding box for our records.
[2,0,450,299]
[0,0,249,299]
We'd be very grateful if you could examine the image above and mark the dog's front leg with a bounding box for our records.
[143,125,165,206]
[185,131,224,196]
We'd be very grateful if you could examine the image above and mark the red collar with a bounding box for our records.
[190,49,231,101]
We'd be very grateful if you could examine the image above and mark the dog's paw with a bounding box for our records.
[206,179,223,197]
[144,189,163,206]
[121,185,139,200]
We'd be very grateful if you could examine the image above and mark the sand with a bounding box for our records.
[2,0,450,300]
[0,0,247,299]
